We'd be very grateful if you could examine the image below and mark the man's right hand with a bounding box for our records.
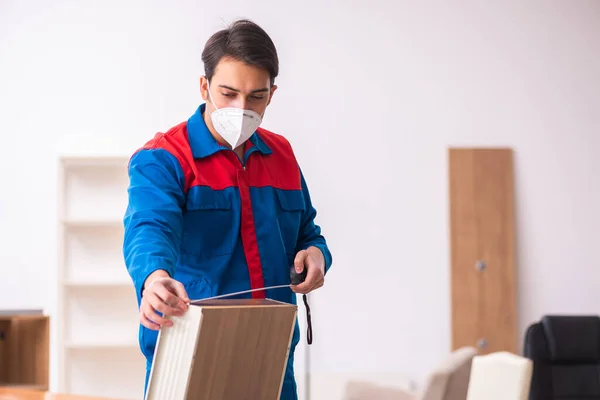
[140,270,190,330]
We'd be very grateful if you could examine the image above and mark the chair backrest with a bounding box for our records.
[465,351,532,400]
[419,346,477,400]
[524,315,600,400]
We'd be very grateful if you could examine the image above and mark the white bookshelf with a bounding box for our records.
[57,155,145,400]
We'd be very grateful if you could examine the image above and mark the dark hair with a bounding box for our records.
[202,19,279,86]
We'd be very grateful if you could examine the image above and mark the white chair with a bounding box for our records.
[466,351,533,400]
[343,346,478,400]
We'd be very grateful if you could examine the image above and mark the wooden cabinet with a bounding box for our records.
[448,148,518,354]
[0,311,49,390]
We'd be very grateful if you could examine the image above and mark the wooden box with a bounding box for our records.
[145,298,297,400]
[0,310,50,390]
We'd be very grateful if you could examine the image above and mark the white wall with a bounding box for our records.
[1,0,599,397]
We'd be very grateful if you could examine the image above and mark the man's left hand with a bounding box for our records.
[291,246,325,294]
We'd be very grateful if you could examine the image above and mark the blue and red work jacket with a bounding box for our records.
[123,103,332,398]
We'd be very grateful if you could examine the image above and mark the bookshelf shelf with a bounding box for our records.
[61,219,123,228]
[57,155,144,398]
[63,279,132,288]
[65,341,140,350]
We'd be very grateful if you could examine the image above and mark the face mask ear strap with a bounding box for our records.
[206,78,219,110]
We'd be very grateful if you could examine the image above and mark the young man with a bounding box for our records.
[123,19,332,399]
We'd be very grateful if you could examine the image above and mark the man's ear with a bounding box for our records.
[267,84,278,106]
[200,76,209,101]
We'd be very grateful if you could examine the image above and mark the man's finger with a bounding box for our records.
[292,261,318,293]
[153,286,186,316]
[146,291,181,318]
[170,281,191,305]
[141,299,172,327]
[310,274,324,290]
[294,250,308,273]
[313,275,325,290]
[140,310,161,330]
[291,276,313,293]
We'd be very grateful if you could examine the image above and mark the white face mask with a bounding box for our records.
[206,80,263,149]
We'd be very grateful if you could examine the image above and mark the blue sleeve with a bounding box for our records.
[123,148,186,303]
[295,169,333,274]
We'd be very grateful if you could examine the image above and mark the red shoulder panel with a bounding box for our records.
[245,128,301,190]
[133,122,196,192]
[191,151,241,190]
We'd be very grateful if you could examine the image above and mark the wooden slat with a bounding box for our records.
[473,149,517,353]
[449,148,517,354]
[449,149,482,351]
[8,318,21,384]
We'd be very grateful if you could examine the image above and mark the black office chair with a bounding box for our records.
[524,315,600,399]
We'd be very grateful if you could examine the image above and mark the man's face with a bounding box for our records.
[201,56,277,117]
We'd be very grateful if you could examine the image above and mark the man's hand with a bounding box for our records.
[140,270,190,330]
[291,246,325,294]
